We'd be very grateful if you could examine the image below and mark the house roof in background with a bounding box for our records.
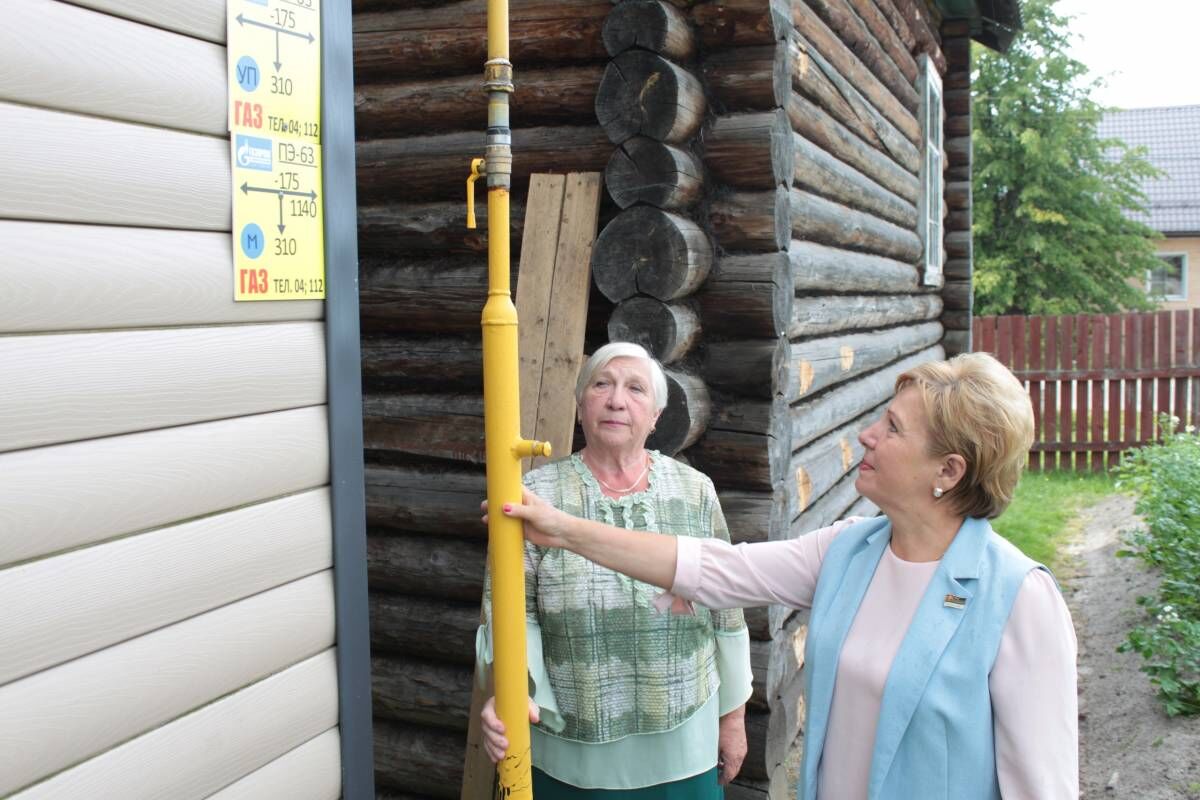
[1097,105,1200,235]
[934,0,1023,52]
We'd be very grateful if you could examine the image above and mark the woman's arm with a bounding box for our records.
[991,569,1079,799]
[717,704,747,785]
[495,489,855,610]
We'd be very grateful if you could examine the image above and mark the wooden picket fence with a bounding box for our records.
[973,311,1200,471]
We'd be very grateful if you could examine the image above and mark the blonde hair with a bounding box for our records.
[895,353,1034,519]
[575,342,669,413]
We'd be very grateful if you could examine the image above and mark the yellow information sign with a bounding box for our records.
[227,0,324,301]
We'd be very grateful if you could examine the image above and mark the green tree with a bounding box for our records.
[971,0,1162,315]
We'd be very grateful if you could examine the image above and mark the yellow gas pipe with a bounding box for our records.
[466,0,548,796]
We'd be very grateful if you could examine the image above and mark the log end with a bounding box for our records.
[591,206,713,303]
[605,137,704,211]
[608,296,701,364]
[595,51,707,145]
[648,370,712,454]
[602,0,696,61]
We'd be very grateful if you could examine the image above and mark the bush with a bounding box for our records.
[1114,415,1200,716]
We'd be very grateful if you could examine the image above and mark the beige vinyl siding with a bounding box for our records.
[0,102,229,229]
[0,572,335,795]
[206,728,343,800]
[0,488,332,685]
[0,221,323,332]
[62,0,227,44]
[0,2,341,795]
[1,1,225,134]
[0,322,326,453]
[9,650,339,800]
[0,407,328,568]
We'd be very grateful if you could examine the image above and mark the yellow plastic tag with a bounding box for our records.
[227,0,325,301]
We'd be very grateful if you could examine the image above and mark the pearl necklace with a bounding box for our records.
[585,452,650,494]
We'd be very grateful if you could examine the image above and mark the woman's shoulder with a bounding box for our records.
[1004,566,1076,650]
[808,516,879,559]
[524,454,582,489]
[652,452,716,493]
[1016,567,1064,601]
[983,524,1043,576]
[816,515,886,545]
[976,524,1069,619]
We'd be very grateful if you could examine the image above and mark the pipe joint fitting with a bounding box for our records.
[484,58,515,93]
[484,145,512,188]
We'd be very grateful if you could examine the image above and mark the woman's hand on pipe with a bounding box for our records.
[480,695,540,763]
[481,488,577,549]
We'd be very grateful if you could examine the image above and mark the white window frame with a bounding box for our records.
[917,54,944,287]
[1147,252,1187,302]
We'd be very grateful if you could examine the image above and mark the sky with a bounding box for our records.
[1054,0,1200,110]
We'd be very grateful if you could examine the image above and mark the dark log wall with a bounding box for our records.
[352,2,613,795]
[940,19,972,355]
[354,0,967,797]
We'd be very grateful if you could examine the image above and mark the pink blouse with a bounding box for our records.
[671,519,1078,800]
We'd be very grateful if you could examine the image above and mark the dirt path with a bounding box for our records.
[1064,494,1200,799]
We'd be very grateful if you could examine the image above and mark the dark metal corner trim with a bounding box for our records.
[321,1,374,797]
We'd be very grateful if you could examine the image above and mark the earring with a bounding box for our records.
[932,486,944,499]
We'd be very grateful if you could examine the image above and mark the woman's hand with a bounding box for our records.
[481,488,576,549]
[717,705,747,785]
[482,488,680,589]
[480,695,540,764]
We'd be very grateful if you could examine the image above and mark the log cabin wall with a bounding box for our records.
[0,2,343,796]
[355,0,967,796]
[940,18,973,355]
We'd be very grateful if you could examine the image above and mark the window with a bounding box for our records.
[1147,253,1187,301]
[917,54,944,286]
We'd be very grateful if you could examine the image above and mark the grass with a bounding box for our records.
[991,470,1118,569]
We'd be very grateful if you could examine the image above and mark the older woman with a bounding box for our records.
[477,342,753,797]
[493,353,1079,799]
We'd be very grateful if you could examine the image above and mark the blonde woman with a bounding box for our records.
[490,353,1079,799]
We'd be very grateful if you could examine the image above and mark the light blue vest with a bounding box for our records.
[800,516,1044,800]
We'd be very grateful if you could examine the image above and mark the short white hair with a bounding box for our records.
[575,342,669,413]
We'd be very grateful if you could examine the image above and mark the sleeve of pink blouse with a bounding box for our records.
[990,569,1079,800]
[671,518,862,611]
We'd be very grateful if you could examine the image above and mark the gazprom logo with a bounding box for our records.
[236,135,273,171]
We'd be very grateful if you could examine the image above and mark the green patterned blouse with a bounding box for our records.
[485,451,747,744]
